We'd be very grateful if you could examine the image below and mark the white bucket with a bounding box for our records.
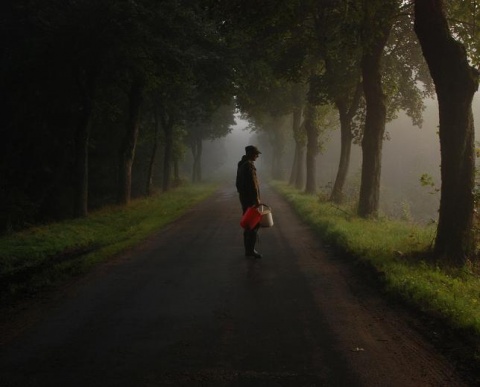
[259,204,274,227]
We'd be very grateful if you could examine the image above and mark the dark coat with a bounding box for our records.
[236,156,260,211]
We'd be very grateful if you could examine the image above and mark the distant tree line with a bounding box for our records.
[2,0,479,266]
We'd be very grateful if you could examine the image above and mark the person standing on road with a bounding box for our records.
[236,145,262,259]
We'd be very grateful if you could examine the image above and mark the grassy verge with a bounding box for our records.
[0,183,218,305]
[272,181,480,353]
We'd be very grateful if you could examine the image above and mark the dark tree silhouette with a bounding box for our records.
[414,0,479,265]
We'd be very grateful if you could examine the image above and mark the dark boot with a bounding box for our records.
[245,229,262,258]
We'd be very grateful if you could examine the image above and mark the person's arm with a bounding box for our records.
[247,164,260,205]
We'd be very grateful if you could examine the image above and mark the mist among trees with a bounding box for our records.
[2,0,480,265]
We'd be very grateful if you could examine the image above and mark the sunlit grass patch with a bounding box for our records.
[275,181,433,256]
[0,183,218,303]
[387,262,480,334]
[272,181,480,342]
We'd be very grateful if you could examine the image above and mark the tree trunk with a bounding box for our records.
[73,70,95,218]
[197,140,202,182]
[73,105,90,217]
[191,140,197,183]
[162,129,173,192]
[173,156,180,186]
[289,144,298,185]
[414,0,479,265]
[294,145,306,190]
[146,107,160,196]
[271,116,286,180]
[160,109,174,192]
[289,143,306,190]
[330,104,353,204]
[304,103,318,194]
[330,83,362,204]
[191,136,202,183]
[288,107,305,190]
[117,77,144,205]
[357,4,393,218]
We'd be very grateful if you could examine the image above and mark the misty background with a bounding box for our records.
[200,96,480,224]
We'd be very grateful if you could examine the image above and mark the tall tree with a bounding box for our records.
[357,0,398,217]
[303,102,338,194]
[414,0,479,265]
[305,0,364,203]
[117,74,145,204]
[304,101,320,194]
[158,98,177,192]
[288,83,307,190]
[73,68,96,217]
[146,105,161,196]
[330,83,363,203]
[289,107,306,190]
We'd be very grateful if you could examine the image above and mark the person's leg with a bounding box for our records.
[245,225,262,258]
[241,202,261,258]
[243,230,249,254]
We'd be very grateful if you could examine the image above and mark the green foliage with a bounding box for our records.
[420,173,435,187]
[383,6,435,128]
[273,181,480,346]
[308,0,363,106]
[308,103,339,152]
[446,0,480,67]
[420,173,440,195]
[0,183,217,304]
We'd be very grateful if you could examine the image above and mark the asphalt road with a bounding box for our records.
[0,185,469,386]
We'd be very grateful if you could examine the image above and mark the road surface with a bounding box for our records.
[0,185,469,386]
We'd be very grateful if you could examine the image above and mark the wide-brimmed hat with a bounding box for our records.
[245,145,261,155]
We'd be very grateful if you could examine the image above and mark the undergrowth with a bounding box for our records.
[0,183,218,304]
[272,181,480,343]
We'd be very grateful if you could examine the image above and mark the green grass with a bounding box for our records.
[0,183,218,304]
[272,181,480,346]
